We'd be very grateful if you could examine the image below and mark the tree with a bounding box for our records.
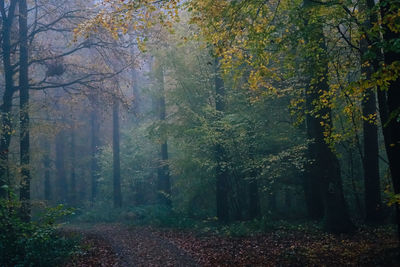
[0,0,17,198]
[90,105,100,204]
[55,129,67,203]
[69,123,77,206]
[113,97,122,208]
[43,138,51,201]
[155,64,172,207]
[376,0,400,240]
[360,0,382,223]
[214,58,229,222]
[19,0,31,221]
[303,0,354,233]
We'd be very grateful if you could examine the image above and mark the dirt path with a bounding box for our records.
[63,224,198,267]
[64,223,399,267]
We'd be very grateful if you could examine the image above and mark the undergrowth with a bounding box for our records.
[71,204,326,237]
[0,199,79,267]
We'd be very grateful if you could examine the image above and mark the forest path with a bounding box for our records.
[63,223,399,266]
[63,224,199,267]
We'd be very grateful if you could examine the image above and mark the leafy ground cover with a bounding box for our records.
[63,232,118,267]
[64,223,399,266]
[0,201,79,267]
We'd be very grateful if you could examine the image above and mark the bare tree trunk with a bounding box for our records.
[0,0,17,198]
[55,130,67,203]
[43,139,51,201]
[359,15,382,222]
[214,58,229,223]
[379,0,400,242]
[113,100,122,208]
[248,177,261,219]
[90,110,100,204]
[69,124,76,206]
[156,67,171,207]
[304,107,324,220]
[246,128,261,220]
[19,0,31,222]
[132,68,140,120]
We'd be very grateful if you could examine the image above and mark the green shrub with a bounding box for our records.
[0,200,79,267]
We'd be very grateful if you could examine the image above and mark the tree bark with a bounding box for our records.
[214,58,229,223]
[247,129,260,220]
[132,68,140,120]
[69,124,76,206]
[379,0,400,241]
[304,112,324,220]
[0,0,17,198]
[156,67,171,207]
[55,130,67,203]
[19,0,31,222]
[303,0,354,233]
[90,110,100,203]
[248,177,261,219]
[363,0,400,240]
[43,139,51,201]
[113,100,122,208]
[359,12,382,222]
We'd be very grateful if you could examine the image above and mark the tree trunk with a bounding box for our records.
[113,100,122,208]
[55,131,67,203]
[305,71,354,233]
[303,0,354,233]
[359,16,382,222]
[214,58,229,223]
[69,124,76,206]
[90,110,100,203]
[268,189,277,214]
[248,177,261,219]
[301,14,324,222]
[363,0,400,241]
[19,0,31,222]
[285,188,292,210]
[156,67,171,207]
[247,128,261,220]
[304,112,324,220]
[379,0,400,241]
[132,68,140,119]
[43,139,51,201]
[0,0,17,198]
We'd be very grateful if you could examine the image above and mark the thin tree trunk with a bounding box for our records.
[285,188,292,210]
[248,177,261,219]
[113,100,122,208]
[69,124,76,206]
[55,131,67,203]
[132,68,140,120]
[0,0,17,198]
[247,127,261,220]
[43,139,51,201]
[349,150,363,216]
[156,67,171,207]
[90,110,100,203]
[268,189,277,214]
[19,0,31,222]
[214,58,229,223]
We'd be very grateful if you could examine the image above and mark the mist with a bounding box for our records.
[1,0,399,266]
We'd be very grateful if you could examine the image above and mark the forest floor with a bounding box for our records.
[63,223,400,266]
